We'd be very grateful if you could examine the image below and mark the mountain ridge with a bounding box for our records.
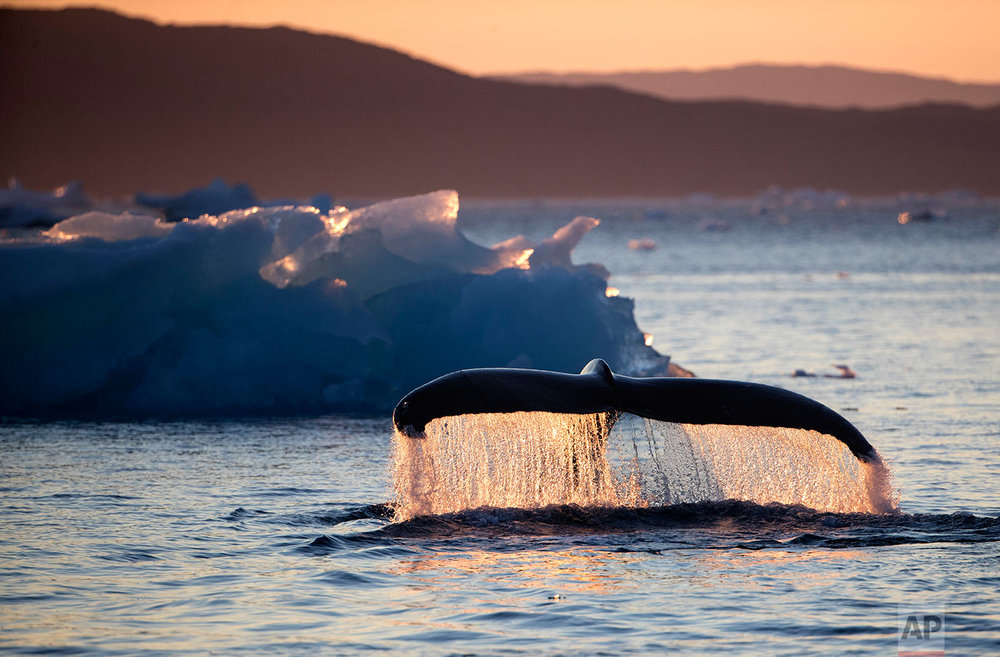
[2,8,999,198]
[499,64,1000,110]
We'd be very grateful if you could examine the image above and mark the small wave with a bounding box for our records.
[295,532,413,556]
[44,493,140,500]
[96,550,160,562]
[224,507,270,520]
[314,569,393,587]
[262,504,398,529]
[249,487,330,497]
[314,503,396,525]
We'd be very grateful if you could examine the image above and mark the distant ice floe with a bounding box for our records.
[135,178,258,222]
[134,177,338,221]
[0,178,335,230]
[0,179,93,228]
[0,189,669,417]
[752,186,852,213]
[751,185,989,217]
[627,238,657,251]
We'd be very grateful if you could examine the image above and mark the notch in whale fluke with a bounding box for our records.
[392,358,880,463]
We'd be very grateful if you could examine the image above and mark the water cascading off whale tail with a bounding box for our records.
[392,358,880,464]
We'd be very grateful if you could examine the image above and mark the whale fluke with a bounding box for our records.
[392,358,879,463]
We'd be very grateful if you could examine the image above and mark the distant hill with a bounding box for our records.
[501,65,1000,110]
[2,8,999,198]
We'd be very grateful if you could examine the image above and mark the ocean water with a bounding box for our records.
[2,200,999,655]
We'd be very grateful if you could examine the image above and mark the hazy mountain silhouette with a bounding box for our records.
[2,8,999,198]
[502,65,1000,110]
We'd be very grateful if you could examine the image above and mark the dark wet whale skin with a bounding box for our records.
[392,358,878,462]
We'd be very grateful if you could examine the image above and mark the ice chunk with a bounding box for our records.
[1,207,384,415]
[365,266,667,393]
[263,227,454,300]
[341,189,500,272]
[260,191,535,296]
[754,185,852,211]
[528,216,598,269]
[44,211,173,242]
[135,178,258,221]
[0,179,92,228]
[528,215,610,279]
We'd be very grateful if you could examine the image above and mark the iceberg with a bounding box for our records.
[0,190,672,417]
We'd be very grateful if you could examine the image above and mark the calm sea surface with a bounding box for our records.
[2,200,999,655]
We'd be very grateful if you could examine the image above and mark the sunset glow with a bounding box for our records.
[6,0,1000,82]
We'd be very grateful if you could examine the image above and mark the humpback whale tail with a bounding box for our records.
[392,358,880,463]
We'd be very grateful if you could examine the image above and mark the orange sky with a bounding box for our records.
[7,0,1000,82]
